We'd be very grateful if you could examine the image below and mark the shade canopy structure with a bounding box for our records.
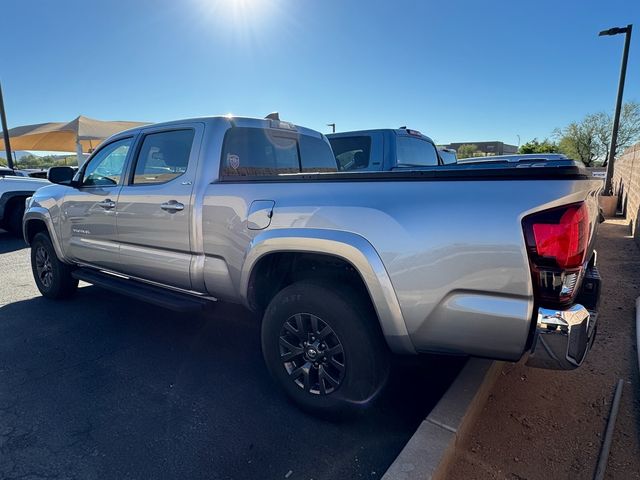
[0,115,149,165]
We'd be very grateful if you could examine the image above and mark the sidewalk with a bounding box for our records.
[446,219,640,479]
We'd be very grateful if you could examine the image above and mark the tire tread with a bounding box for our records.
[261,279,389,416]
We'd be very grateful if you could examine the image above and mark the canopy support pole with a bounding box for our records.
[0,82,14,170]
[76,139,84,166]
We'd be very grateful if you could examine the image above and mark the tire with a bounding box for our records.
[30,232,78,299]
[5,200,25,237]
[261,280,390,416]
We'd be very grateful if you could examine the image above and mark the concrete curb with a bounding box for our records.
[383,358,504,480]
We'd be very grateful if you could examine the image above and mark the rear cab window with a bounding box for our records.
[299,135,338,173]
[328,136,372,171]
[395,135,439,167]
[221,127,337,177]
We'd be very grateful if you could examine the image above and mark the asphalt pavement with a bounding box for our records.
[0,231,465,480]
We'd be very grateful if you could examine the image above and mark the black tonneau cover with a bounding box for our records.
[219,159,589,182]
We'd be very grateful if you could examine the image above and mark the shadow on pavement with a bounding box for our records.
[0,230,27,254]
[0,285,465,480]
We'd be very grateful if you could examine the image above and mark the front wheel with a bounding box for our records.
[30,232,78,299]
[261,281,389,416]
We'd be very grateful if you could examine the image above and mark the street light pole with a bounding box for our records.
[600,24,633,195]
[0,81,14,170]
[327,123,336,133]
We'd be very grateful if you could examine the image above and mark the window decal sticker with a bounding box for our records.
[227,153,240,170]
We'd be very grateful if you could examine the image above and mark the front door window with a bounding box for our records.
[82,138,132,187]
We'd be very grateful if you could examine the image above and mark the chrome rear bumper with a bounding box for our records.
[525,304,597,370]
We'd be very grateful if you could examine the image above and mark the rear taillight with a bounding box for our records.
[523,202,590,307]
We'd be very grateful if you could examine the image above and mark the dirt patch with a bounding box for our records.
[446,219,640,479]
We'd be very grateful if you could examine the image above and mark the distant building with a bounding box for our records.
[445,141,518,156]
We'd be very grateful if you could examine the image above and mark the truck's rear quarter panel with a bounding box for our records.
[202,176,600,359]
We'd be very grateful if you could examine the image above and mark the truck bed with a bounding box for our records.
[204,168,601,359]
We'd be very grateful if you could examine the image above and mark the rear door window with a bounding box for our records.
[396,136,439,167]
[132,129,195,185]
[328,136,372,171]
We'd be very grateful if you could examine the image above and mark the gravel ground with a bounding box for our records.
[0,232,465,480]
[447,219,640,479]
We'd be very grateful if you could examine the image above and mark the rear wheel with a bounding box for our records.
[261,280,389,416]
[30,232,78,299]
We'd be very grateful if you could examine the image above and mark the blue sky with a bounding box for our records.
[2,0,639,146]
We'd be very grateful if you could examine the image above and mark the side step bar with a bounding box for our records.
[72,268,212,313]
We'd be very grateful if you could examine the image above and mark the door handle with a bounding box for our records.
[161,201,185,212]
[98,199,116,209]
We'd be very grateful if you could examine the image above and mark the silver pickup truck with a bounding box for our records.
[23,115,602,415]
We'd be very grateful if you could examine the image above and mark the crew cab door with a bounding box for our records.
[61,136,134,271]
[115,124,202,290]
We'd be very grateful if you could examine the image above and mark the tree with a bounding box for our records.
[518,138,559,154]
[555,101,640,167]
[555,115,601,166]
[593,111,612,165]
[457,144,479,159]
[14,154,76,169]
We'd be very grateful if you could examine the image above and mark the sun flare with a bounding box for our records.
[191,0,292,56]
[196,0,279,30]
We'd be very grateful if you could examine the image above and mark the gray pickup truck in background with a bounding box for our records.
[327,127,457,171]
[23,115,602,415]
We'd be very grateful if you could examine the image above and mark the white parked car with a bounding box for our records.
[0,171,49,236]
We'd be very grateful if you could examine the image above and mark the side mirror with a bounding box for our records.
[47,166,76,185]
